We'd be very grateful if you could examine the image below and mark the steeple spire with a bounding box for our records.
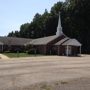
[56,12,63,36]
[58,12,61,27]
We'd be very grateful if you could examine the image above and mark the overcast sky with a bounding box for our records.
[0,0,65,36]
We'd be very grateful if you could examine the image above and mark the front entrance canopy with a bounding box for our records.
[62,39,82,46]
[62,39,82,56]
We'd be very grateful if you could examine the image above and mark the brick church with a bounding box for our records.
[0,12,82,56]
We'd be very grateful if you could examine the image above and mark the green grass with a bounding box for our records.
[3,53,46,58]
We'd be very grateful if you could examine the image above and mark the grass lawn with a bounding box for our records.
[3,53,46,58]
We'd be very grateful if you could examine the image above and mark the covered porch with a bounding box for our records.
[62,39,82,56]
[0,42,3,52]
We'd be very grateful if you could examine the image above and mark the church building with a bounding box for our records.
[30,12,82,56]
[0,12,82,56]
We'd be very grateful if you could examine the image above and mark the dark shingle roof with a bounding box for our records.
[54,37,69,45]
[29,35,62,45]
[0,36,33,45]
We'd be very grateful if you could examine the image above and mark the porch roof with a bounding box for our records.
[62,39,82,46]
[0,41,3,45]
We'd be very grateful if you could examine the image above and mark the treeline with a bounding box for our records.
[7,0,90,54]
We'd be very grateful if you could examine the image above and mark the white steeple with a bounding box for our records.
[56,12,63,36]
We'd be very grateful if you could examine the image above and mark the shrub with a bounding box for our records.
[25,44,33,51]
[28,48,36,54]
[14,48,22,53]
[4,50,10,53]
[51,46,56,55]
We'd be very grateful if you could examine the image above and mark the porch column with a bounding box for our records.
[2,45,3,52]
[80,46,81,56]
[67,45,68,56]
[58,46,59,55]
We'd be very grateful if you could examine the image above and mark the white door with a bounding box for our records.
[68,47,71,55]
[65,46,72,55]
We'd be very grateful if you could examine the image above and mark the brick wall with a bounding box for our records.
[35,45,45,54]
[56,45,78,56]
[72,46,78,55]
[3,45,24,52]
[46,35,66,54]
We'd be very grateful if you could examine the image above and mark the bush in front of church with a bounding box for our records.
[51,47,56,55]
[28,48,37,54]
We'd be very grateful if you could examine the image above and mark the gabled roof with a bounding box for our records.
[54,37,69,45]
[62,39,82,46]
[0,36,33,45]
[30,35,59,45]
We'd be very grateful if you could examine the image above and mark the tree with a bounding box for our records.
[19,23,30,38]
[7,0,90,53]
[14,31,20,37]
[8,31,15,37]
[67,0,90,53]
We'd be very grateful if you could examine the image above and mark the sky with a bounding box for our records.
[0,0,65,36]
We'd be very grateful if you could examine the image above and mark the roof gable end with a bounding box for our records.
[63,39,82,46]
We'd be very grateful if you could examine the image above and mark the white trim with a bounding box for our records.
[67,45,68,56]
[63,34,68,38]
[58,46,59,55]
[46,35,62,45]
[68,39,81,46]
[46,34,67,45]
[63,39,82,46]
[80,46,81,56]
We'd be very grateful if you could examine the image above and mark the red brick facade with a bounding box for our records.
[3,45,23,52]
[55,45,78,56]
[72,46,78,55]
[34,35,66,54]
[33,35,79,55]
[1,35,79,56]
[35,45,45,54]
[46,35,66,54]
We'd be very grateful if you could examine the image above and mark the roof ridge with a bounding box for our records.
[0,36,32,40]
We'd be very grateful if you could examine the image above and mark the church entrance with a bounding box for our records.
[65,46,72,55]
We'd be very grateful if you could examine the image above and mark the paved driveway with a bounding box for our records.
[0,55,90,90]
[0,54,9,59]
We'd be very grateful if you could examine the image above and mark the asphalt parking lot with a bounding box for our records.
[0,55,90,90]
